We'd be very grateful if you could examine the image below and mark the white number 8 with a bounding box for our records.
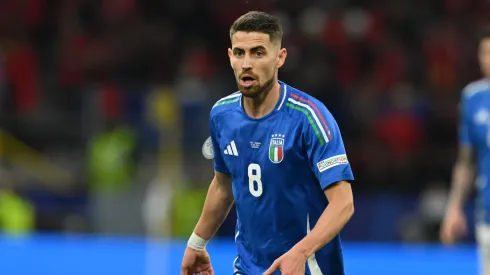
[248,163,263,197]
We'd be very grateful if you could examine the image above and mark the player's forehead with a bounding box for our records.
[231,31,273,50]
[481,38,490,48]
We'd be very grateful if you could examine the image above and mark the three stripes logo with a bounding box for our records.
[224,140,239,156]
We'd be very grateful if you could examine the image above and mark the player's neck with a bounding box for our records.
[243,81,281,119]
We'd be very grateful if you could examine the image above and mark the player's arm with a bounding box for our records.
[182,171,232,274]
[294,101,355,259]
[187,115,234,250]
[264,100,354,274]
[446,93,477,211]
[191,171,234,243]
[440,91,476,244]
[446,145,476,211]
[294,180,354,259]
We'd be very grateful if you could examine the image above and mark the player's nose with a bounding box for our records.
[242,55,252,69]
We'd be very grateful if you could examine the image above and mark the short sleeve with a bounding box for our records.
[458,94,472,147]
[304,103,354,190]
[210,117,230,174]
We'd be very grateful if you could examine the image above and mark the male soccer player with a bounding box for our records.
[440,30,490,275]
[181,11,354,275]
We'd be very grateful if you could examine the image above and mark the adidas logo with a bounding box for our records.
[224,140,239,156]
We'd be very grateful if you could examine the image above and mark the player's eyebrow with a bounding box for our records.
[250,45,267,52]
[232,45,267,52]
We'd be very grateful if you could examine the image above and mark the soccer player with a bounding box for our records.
[181,11,355,275]
[440,30,490,275]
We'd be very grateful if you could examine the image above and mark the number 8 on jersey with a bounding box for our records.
[248,163,262,197]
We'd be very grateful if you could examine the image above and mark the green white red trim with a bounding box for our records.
[286,97,329,146]
[290,93,332,140]
[213,92,241,108]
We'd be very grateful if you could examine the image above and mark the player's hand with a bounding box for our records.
[263,248,306,275]
[440,206,467,245]
[181,247,214,275]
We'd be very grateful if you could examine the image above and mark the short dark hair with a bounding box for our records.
[230,11,283,44]
[479,28,490,43]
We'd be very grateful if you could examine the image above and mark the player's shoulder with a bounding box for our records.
[462,79,490,100]
[210,91,241,119]
[282,82,334,143]
[283,82,333,122]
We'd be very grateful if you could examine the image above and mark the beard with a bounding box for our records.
[237,73,275,99]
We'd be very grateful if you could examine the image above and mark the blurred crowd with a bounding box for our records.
[0,0,489,241]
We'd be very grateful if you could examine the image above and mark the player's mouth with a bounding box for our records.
[240,74,256,88]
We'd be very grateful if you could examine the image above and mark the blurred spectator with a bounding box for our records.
[3,37,40,114]
[85,118,140,235]
[142,176,173,238]
[398,182,449,242]
[0,51,5,112]
[375,82,424,160]
[0,165,35,237]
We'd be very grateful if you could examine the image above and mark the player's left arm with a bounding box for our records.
[294,181,353,259]
[295,102,355,260]
[265,100,354,274]
[265,181,353,275]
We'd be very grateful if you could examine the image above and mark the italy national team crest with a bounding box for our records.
[269,134,285,163]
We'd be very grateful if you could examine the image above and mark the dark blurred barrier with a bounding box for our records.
[215,193,477,243]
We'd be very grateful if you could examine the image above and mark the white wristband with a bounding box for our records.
[187,232,208,250]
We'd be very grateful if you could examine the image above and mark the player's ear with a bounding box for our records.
[277,48,287,69]
[228,48,233,67]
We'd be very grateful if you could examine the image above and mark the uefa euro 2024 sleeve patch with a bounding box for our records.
[316,154,348,173]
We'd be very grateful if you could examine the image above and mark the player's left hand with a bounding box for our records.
[263,247,306,275]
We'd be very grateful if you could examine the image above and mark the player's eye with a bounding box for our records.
[255,51,265,57]
[233,50,244,57]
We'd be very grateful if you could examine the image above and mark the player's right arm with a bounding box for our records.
[181,113,234,275]
[446,146,475,213]
[192,112,235,240]
[193,171,234,241]
[441,91,477,245]
[441,147,475,245]
[181,172,233,275]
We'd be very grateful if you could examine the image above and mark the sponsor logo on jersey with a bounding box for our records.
[269,134,285,163]
[224,140,239,156]
[317,154,348,172]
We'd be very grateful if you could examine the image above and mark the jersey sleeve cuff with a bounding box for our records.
[214,165,231,175]
[320,174,355,190]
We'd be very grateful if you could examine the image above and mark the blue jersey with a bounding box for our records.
[209,81,354,275]
[459,79,490,223]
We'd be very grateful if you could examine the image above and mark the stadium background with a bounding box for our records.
[0,0,486,274]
